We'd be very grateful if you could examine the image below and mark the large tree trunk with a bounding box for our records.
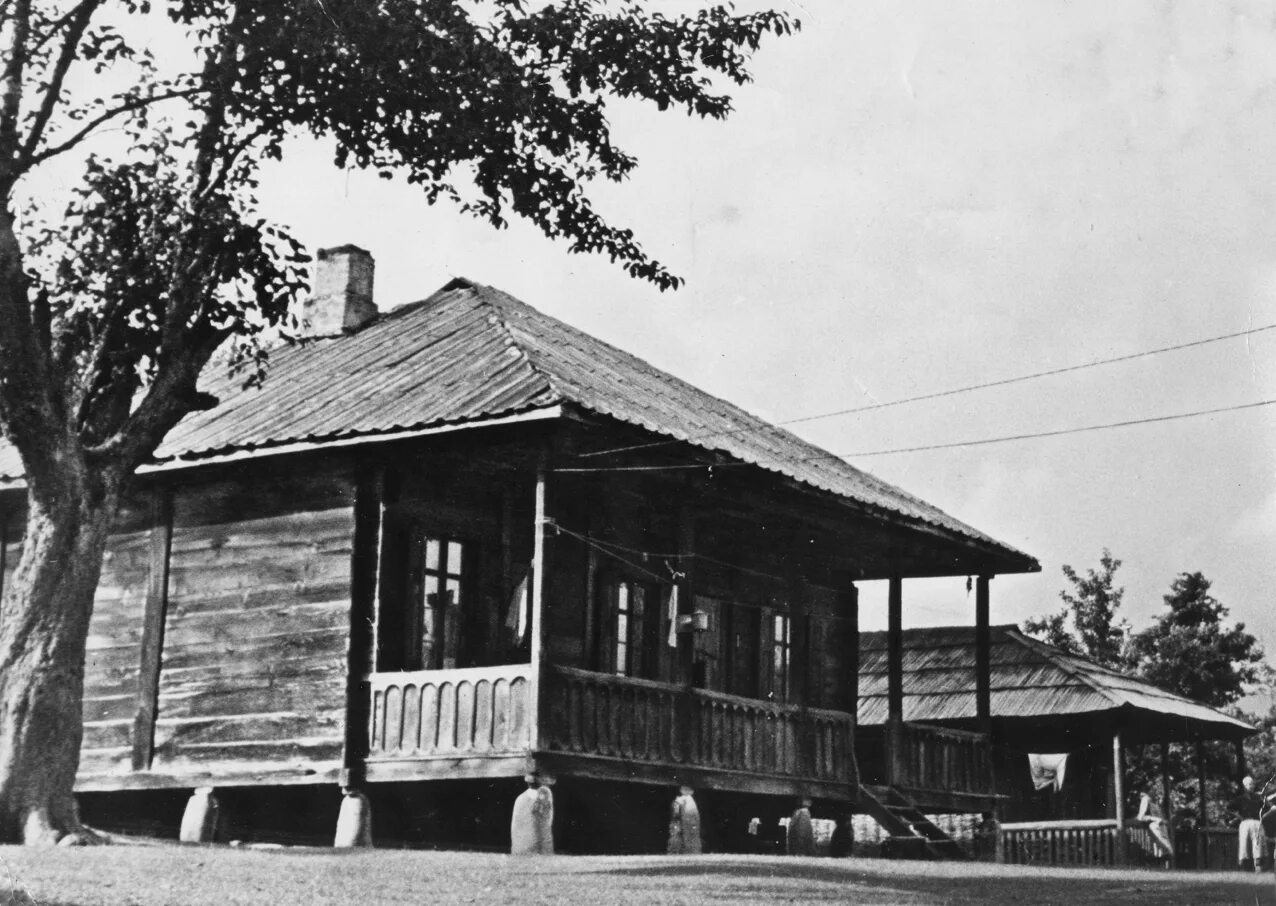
[0,474,120,844]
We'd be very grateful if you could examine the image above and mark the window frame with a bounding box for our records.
[767,607,792,703]
[601,575,666,681]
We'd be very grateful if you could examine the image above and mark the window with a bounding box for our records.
[769,612,791,701]
[417,536,468,669]
[603,578,669,680]
[611,580,649,677]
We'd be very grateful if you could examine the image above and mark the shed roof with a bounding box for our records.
[0,280,1036,569]
[859,624,1254,743]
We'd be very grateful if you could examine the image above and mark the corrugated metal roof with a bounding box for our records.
[0,281,1037,567]
[858,624,1253,739]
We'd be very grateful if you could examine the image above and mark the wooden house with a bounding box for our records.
[858,625,1254,866]
[0,247,1040,851]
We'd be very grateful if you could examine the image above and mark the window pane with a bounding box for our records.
[424,573,440,603]
[632,585,645,617]
[425,538,441,572]
[447,540,463,575]
[445,576,461,609]
[617,583,629,614]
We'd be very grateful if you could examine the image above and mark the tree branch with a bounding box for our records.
[25,85,204,168]
[0,0,31,177]
[18,0,100,169]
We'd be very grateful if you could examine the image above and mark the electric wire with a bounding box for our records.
[547,520,886,626]
[576,321,1276,460]
[554,398,1276,473]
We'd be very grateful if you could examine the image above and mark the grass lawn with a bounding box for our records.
[1,845,1275,906]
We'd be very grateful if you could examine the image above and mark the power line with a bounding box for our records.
[843,398,1276,457]
[553,398,1276,473]
[576,321,1276,460]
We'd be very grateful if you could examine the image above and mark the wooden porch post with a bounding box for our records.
[1112,730,1127,865]
[842,583,860,786]
[1196,738,1209,869]
[341,465,387,788]
[841,584,859,717]
[789,572,813,777]
[528,451,553,757]
[676,508,696,687]
[887,576,903,722]
[887,576,904,786]
[132,485,174,772]
[974,575,992,736]
[1161,741,1174,868]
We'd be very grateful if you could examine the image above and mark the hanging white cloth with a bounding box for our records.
[666,585,680,648]
[505,573,530,645]
[1028,753,1069,791]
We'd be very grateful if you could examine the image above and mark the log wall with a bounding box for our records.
[148,465,355,781]
[79,500,152,777]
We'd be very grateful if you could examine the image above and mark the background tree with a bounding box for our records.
[1125,573,1266,827]
[1126,571,1264,709]
[0,0,797,844]
[1022,548,1130,669]
[1027,562,1268,827]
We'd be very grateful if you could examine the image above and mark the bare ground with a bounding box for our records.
[0,846,1274,906]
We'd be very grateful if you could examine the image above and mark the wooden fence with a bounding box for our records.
[887,720,994,799]
[1000,819,1172,868]
[542,665,854,782]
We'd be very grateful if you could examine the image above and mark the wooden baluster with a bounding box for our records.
[386,684,404,752]
[420,681,439,751]
[457,680,476,751]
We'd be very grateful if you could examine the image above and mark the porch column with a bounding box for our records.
[676,508,696,687]
[841,583,860,786]
[1161,741,1174,868]
[1195,737,1208,869]
[887,575,904,786]
[1112,730,1127,865]
[974,575,992,736]
[133,486,174,772]
[1235,738,1247,785]
[887,576,903,723]
[341,465,388,788]
[528,450,550,751]
[841,583,860,716]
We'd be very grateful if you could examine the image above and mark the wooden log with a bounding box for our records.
[528,449,549,749]
[343,464,385,784]
[975,575,992,735]
[887,577,903,723]
[1112,731,1127,865]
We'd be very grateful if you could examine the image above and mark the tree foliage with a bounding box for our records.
[1023,548,1129,669]
[1126,571,1264,709]
[1026,559,1269,826]
[0,0,797,844]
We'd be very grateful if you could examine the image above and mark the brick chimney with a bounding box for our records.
[297,245,378,337]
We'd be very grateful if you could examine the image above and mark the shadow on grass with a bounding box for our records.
[596,859,1276,906]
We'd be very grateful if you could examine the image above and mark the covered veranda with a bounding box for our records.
[858,625,1256,868]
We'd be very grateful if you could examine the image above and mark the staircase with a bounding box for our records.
[858,785,970,860]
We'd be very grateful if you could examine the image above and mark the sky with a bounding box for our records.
[107,4,1276,678]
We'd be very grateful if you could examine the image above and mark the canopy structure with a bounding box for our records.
[859,624,1254,747]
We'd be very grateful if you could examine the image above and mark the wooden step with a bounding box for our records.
[857,784,971,861]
